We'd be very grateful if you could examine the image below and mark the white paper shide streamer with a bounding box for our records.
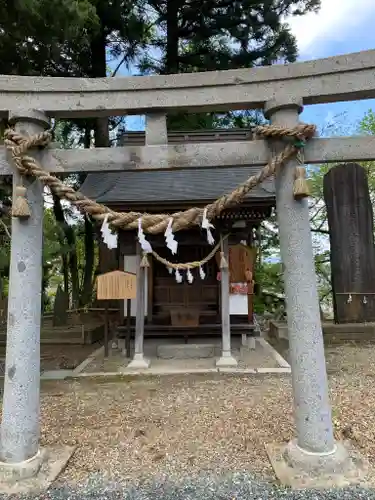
[187,268,194,284]
[199,265,206,280]
[201,208,215,245]
[165,218,178,254]
[138,218,153,254]
[101,214,118,249]
[175,269,183,283]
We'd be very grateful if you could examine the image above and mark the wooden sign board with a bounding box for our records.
[229,245,257,283]
[97,270,136,300]
[216,244,257,283]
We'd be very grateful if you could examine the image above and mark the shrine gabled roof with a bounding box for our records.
[80,166,275,206]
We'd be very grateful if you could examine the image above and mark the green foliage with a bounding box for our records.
[0,0,99,76]
[0,0,323,312]
[138,0,321,130]
[140,0,321,75]
[253,261,284,314]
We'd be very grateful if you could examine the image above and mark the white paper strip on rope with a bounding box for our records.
[199,265,206,280]
[167,267,173,274]
[175,269,183,283]
[165,217,178,254]
[137,217,152,254]
[201,208,215,245]
[187,268,194,284]
[101,214,118,249]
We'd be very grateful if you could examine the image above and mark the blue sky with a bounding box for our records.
[291,0,375,133]
[110,0,375,134]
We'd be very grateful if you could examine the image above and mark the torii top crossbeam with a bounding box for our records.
[0,49,374,118]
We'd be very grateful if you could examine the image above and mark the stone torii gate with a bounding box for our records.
[0,49,375,490]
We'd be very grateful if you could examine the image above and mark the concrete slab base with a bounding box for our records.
[0,445,76,494]
[157,343,216,359]
[127,353,150,369]
[72,346,105,375]
[266,440,369,489]
[256,337,291,368]
[41,369,73,380]
[216,354,238,367]
[269,319,375,344]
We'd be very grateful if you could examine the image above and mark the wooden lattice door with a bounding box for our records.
[153,245,219,324]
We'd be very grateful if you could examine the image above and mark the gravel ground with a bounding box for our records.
[3,342,375,498]
[37,369,375,485]
[4,472,375,499]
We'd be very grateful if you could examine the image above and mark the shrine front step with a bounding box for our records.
[157,343,220,359]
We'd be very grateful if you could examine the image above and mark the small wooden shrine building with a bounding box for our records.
[81,130,276,338]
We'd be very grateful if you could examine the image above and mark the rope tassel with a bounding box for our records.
[219,251,228,269]
[140,253,150,268]
[293,165,310,199]
[12,184,31,219]
[293,140,310,200]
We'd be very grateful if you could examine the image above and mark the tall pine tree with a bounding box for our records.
[138,0,320,128]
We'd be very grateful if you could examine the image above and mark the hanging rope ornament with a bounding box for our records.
[293,139,310,199]
[199,265,206,280]
[219,237,228,269]
[5,123,316,234]
[101,213,118,249]
[12,180,31,219]
[138,217,152,254]
[164,217,178,254]
[140,253,150,268]
[187,268,194,284]
[175,269,183,283]
[219,251,228,269]
[201,208,215,245]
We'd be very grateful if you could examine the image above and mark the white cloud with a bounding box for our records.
[287,0,373,57]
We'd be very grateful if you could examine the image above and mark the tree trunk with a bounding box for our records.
[90,15,110,147]
[52,194,80,308]
[77,17,110,306]
[42,264,50,313]
[165,0,180,74]
[80,215,95,305]
[62,254,69,295]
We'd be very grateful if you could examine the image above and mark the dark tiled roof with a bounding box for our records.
[80,167,275,205]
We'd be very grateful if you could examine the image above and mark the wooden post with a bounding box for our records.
[127,244,149,368]
[104,301,109,358]
[245,269,254,323]
[126,298,131,357]
[216,235,237,367]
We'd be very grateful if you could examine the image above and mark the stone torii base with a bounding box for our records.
[0,446,76,495]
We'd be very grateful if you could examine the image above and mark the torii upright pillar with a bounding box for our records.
[0,111,76,488]
[0,111,48,471]
[264,98,363,486]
